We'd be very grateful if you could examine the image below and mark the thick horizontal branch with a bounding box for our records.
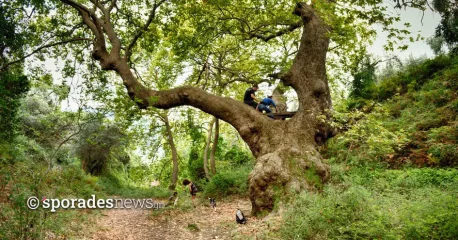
[151,86,267,127]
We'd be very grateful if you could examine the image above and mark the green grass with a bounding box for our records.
[277,165,458,239]
[97,173,170,199]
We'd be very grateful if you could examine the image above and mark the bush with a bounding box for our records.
[75,122,128,176]
[223,146,253,166]
[202,164,251,198]
[428,144,458,166]
[0,70,30,141]
[0,160,102,239]
[278,168,458,239]
[326,105,409,166]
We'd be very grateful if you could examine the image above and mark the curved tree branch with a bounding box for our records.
[61,0,100,39]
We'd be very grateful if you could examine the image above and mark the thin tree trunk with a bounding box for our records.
[210,117,219,175]
[163,113,179,190]
[203,118,215,180]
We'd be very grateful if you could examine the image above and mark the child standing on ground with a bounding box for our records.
[183,179,198,208]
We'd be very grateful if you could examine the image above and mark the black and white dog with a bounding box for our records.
[208,198,216,211]
[236,209,247,224]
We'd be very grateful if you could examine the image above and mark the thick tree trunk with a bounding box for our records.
[163,113,179,190]
[203,118,215,179]
[63,1,333,216]
[247,3,332,215]
[210,118,219,175]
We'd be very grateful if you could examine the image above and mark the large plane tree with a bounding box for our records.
[5,0,426,215]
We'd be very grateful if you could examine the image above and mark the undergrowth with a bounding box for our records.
[273,54,458,239]
[0,143,102,239]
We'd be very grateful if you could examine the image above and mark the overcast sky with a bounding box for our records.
[369,4,441,59]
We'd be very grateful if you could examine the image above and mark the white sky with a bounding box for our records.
[369,4,441,59]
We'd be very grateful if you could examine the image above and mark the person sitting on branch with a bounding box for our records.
[257,95,277,119]
[243,84,260,108]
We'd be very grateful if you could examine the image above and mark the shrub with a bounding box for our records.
[0,160,102,239]
[278,168,458,239]
[0,70,30,141]
[223,146,253,166]
[202,164,251,198]
[75,122,128,175]
[428,144,458,166]
[327,105,409,166]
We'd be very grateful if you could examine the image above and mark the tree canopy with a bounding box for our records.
[1,0,445,215]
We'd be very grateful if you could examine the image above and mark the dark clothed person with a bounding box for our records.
[243,85,259,108]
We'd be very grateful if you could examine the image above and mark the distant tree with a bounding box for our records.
[432,0,458,52]
[0,71,29,141]
[76,122,128,175]
[426,36,446,55]
[186,110,206,181]
[0,3,30,141]
[350,55,378,99]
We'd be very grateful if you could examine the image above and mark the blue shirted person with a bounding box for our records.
[256,96,277,118]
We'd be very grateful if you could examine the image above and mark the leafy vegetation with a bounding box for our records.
[1,0,458,238]
[273,53,458,239]
[280,167,458,239]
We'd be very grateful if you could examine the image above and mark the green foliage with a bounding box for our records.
[75,122,128,176]
[186,111,206,180]
[126,164,156,186]
[187,223,200,232]
[0,153,101,239]
[97,172,170,199]
[202,163,251,198]
[334,54,458,167]
[327,105,409,166]
[223,146,253,166]
[299,54,458,239]
[426,36,446,55]
[428,144,458,166]
[188,149,206,181]
[278,167,458,239]
[432,0,458,51]
[0,70,30,141]
[349,55,377,99]
[373,55,453,101]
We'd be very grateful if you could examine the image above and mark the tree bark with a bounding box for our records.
[271,86,288,113]
[62,1,333,216]
[203,118,215,179]
[162,113,179,190]
[210,118,219,175]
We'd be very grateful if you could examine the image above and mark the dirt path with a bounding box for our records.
[90,198,279,240]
